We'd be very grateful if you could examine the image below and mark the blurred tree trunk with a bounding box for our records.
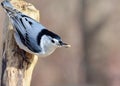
[81,0,88,81]
[81,0,107,85]
[1,0,39,86]
[81,0,120,86]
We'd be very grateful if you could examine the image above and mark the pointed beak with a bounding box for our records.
[59,41,71,48]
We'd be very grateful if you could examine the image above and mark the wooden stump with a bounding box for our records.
[1,0,40,86]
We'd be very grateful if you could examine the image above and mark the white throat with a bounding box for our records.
[39,35,57,57]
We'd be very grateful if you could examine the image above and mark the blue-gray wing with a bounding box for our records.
[1,0,44,52]
[11,14,44,53]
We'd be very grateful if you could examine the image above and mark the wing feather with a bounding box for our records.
[11,14,42,53]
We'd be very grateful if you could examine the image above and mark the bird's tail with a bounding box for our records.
[1,0,19,17]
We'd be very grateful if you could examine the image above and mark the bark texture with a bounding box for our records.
[1,0,39,86]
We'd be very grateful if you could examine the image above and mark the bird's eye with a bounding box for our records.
[59,41,62,44]
[51,40,55,43]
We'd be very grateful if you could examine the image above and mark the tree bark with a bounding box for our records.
[1,0,40,86]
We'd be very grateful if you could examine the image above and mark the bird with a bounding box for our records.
[1,1,71,57]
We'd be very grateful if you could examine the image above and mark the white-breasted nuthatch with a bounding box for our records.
[1,1,71,57]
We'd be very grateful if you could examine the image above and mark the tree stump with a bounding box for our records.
[1,0,40,86]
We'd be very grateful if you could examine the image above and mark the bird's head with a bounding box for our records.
[40,29,71,48]
[39,29,71,56]
[48,36,71,48]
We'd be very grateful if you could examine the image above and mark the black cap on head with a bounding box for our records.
[44,29,61,39]
[37,29,61,45]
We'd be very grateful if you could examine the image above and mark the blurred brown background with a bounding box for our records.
[1,0,120,86]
